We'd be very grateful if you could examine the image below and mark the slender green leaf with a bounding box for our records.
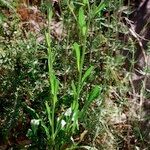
[82,66,94,83]
[47,7,53,23]
[22,102,39,119]
[72,110,79,132]
[73,42,80,72]
[50,74,54,95]
[45,32,51,48]
[82,26,87,36]
[88,85,101,102]
[71,100,77,112]
[78,7,86,28]
[55,115,64,136]
[54,76,59,95]
[71,81,77,99]
[93,2,106,16]
[45,102,52,127]
[81,86,101,117]
[50,74,59,95]
[41,122,50,140]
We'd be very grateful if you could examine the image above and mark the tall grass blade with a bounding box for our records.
[93,2,106,17]
[73,42,81,72]
[71,81,77,99]
[88,85,101,102]
[45,101,52,127]
[78,7,86,28]
[81,85,101,117]
[41,122,51,140]
[82,66,94,83]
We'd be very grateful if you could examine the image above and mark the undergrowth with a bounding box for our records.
[0,0,149,149]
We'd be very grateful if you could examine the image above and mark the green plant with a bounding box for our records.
[1,0,148,149]
[26,1,105,149]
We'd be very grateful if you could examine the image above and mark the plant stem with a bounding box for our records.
[46,5,56,148]
[76,12,91,104]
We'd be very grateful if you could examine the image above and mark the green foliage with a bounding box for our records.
[23,1,105,149]
[73,42,80,72]
[1,0,147,149]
